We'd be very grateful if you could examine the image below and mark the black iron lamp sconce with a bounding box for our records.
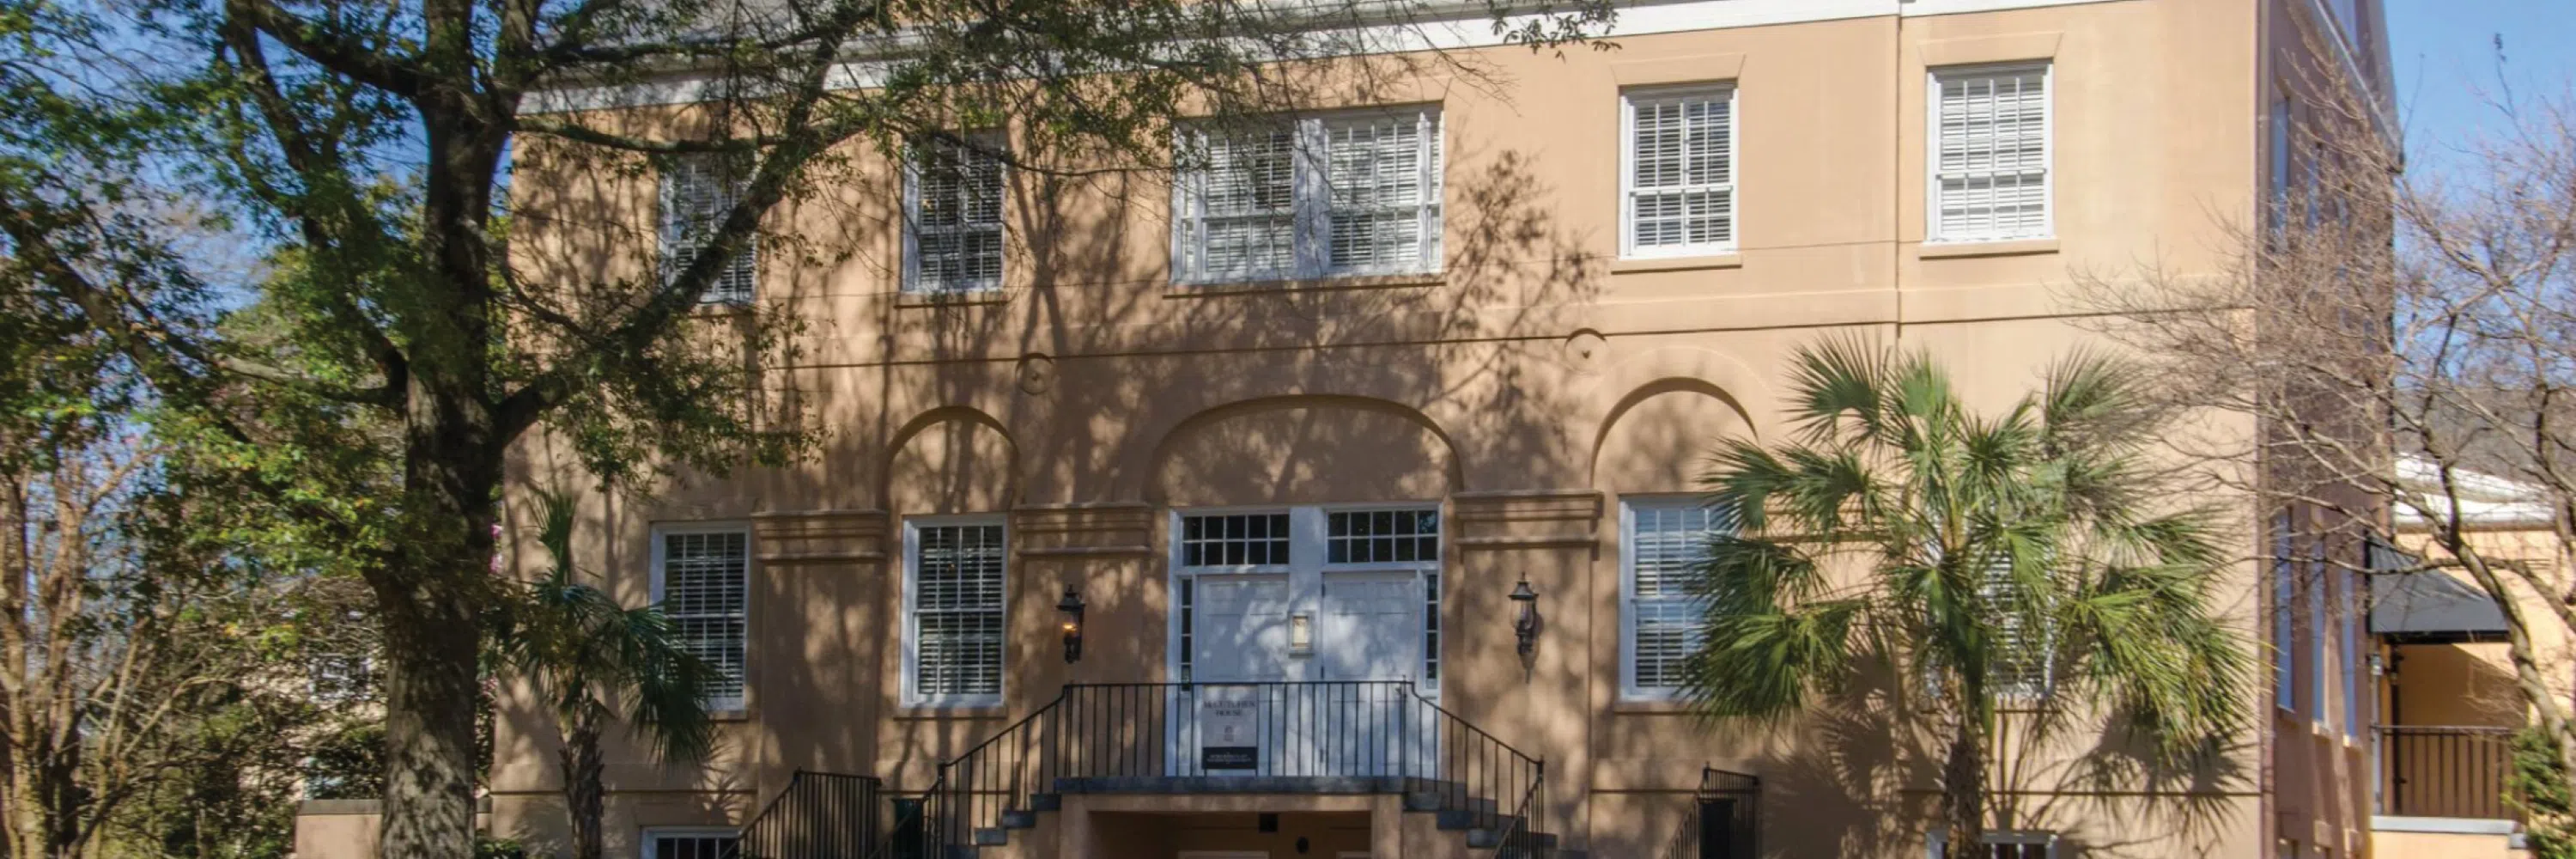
[1056,585,1086,664]
[1510,577,1540,658]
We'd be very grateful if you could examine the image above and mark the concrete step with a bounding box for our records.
[1466,826,1557,850]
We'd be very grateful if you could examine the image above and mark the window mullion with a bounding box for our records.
[1296,118,1329,278]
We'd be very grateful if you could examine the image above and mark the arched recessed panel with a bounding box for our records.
[885,407,1018,515]
[1592,380,1753,497]
[1146,396,1460,507]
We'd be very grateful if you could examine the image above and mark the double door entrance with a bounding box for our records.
[1170,506,1442,777]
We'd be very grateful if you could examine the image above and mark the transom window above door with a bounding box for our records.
[1176,507,1443,570]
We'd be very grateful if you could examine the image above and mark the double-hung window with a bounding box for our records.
[2272,512,2296,711]
[1621,83,1737,258]
[1622,498,1721,698]
[2310,533,2330,728]
[1980,551,2053,698]
[1929,831,2058,859]
[659,155,758,305]
[2343,566,2363,737]
[905,134,1007,293]
[1929,64,2051,243]
[655,527,751,710]
[644,830,740,859]
[907,517,1007,705]
[1173,107,1443,283]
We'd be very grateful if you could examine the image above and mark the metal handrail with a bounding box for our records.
[1659,767,1760,859]
[2378,724,2519,820]
[866,680,1546,858]
[738,771,884,859]
[1494,762,1546,858]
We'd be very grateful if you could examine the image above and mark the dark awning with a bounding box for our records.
[2370,539,2509,638]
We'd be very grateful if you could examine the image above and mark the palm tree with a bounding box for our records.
[492,492,720,859]
[1683,337,2251,856]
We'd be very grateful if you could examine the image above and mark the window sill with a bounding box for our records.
[1611,697,1692,715]
[1918,238,2059,259]
[1167,272,1443,296]
[894,288,1009,308]
[1610,253,1742,274]
[708,709,752,722]
[893,704,1009,720]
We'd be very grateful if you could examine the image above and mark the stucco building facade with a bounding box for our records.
[453,2,2397,858]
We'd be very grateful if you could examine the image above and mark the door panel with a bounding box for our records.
[1194,576,1291,682]
[1318,574,1418,681]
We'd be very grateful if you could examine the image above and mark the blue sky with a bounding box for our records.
[2388,0,2576,171]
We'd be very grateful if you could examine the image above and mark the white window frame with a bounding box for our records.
[1928,830,2058,859]
[641,827,742,859]
[902,132,1008,295]
[1619,82,1740,259]
[1620,496,1718,701]
[650,523,752,713]
[1170,107,1444,284]
[1925,62,2054,245]
[658,155,758,305]
[902,514,1009,708]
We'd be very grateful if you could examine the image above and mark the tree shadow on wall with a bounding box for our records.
[1738,665,2254,859]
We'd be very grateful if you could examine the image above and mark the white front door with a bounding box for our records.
[1173,506,1441,777]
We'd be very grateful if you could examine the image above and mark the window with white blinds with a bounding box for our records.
[659,155,757,304]
[1620,84,1736,258]
[1622,498,1722,698]
[1173,107,1443,283]
[905,134,1006,293]
[1929,64,2051,243]
[655,527,750,710]
[1979,551,2052,698]
[907,519,1006,704]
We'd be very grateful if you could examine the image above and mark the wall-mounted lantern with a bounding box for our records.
[1057,585,1086,664]
[1510,578,1540,657]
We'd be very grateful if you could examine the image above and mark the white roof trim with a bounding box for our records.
[2395,454,2558,529]
[532,0,2132,113]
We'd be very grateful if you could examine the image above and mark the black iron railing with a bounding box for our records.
[1660,767,1759,859]
[740,771,884,859]
[2379,725,2518,819]
[872,681,1545,858]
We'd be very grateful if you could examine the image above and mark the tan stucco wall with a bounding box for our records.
[488,0,2391,856]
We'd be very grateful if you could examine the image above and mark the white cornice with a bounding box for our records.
[532,0,2139,113]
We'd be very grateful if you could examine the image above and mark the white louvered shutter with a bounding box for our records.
[659,530,750,706]
[912,522,1006,701]
[660,155,757,304]
[1931,65,2050,242]
[1321,110,1440,276]
[907,135,1006,293]
[1182,124,1299,281]
[1627,503,1720,693]
[1624,86,1735,256]
[1980,551,2052,698]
